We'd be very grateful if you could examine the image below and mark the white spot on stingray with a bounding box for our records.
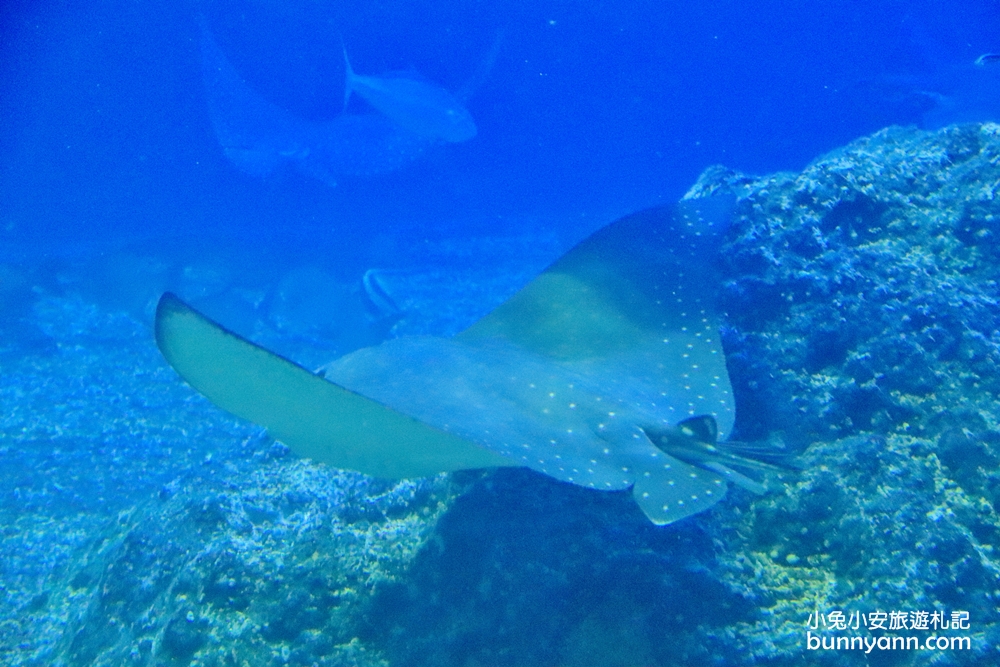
[608,412,616,417]
[678,499,685,506]
[643,471,651,477]
[706,490,713,495]
[521,443,531,449]
[568,403,577,409]
[602,448,610,454]
[668,480,676,486]
[548,392,556,397]
[662,504,669,510]
[642,492,650,498]
[621,467,629,472]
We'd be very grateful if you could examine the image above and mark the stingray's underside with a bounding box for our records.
[155,198,764,524]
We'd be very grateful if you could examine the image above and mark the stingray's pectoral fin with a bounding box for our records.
[154,292,513,479]
[626,428,728,525]
[631,463,728,525]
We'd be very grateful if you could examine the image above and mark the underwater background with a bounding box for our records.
[2,0,1000,665]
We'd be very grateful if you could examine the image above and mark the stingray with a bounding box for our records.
[155,199,773,524]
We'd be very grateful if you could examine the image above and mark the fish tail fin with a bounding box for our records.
[341,40,353,112]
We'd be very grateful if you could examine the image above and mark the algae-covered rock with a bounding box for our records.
[706,123,1000,449]
[33,452,454,667]
[691,122,1000,665]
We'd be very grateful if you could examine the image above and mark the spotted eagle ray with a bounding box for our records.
[155,198,773,524]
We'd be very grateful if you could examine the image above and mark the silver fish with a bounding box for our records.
[343,47,477,142]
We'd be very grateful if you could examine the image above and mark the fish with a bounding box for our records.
[342,47,477,143]
[198,21,477,182]
[974,53,1000,67]
[155,198,775,525]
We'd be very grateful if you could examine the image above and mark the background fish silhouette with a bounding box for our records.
[200,19,479,183]
[156,198,771,524]
[343,46,477,142]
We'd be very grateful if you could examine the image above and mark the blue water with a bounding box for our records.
[1,1,999,665]
[1,0,996,255]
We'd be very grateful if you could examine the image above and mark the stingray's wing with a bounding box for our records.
[155,293,513,478]
[459,197,736,437]
[199,18,304,178]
